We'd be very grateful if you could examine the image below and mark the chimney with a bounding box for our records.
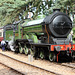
[53,9,60,12]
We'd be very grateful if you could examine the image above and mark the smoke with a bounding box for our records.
[8,38,15,51]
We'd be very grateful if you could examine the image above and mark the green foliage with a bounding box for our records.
[73,18,75,23]
[0,0,32,26]
[50,0,74,15]
[0,0,74,26]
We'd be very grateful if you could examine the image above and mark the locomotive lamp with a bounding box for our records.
[54,46,61,52]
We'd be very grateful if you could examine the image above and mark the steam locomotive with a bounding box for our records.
[0,9,75,62]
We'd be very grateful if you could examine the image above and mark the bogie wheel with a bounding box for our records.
[39,51,45,59]
[49,53,56,62]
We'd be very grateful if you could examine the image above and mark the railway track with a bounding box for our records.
[53,62,75,69]
[0,50,75,75]
[0,63,22,75]
[61,63,75,69]
[0,59,24,75]
[0,52,59,75]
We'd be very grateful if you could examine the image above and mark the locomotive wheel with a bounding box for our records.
[49,53,56,62]
[24,47,29,55]
[39,51,44,59]
[19,47,23,53]
[31,46,36,56]
[15,46,19,53]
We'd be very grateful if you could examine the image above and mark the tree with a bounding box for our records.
[0,0,74,26]
[0,0,33,26]
[51,0,74,14]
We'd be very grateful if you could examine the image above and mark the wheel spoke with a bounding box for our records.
[25,48,28,55]
[19,47,22,53]
[24,46,29,55]
[49,53,56,62]
[40,51,44,59]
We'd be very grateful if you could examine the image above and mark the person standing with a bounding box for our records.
[68,30,73,43]
[1,40,6,51]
